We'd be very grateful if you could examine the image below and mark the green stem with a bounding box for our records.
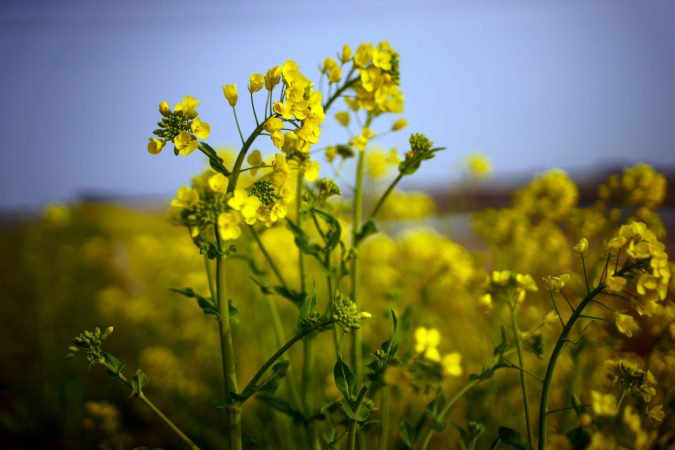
[537,283,604,450]
[418,380,479,450]
[226,121,268,195]
[249,226,289,289]
[351,149,365,381]
[140,393,201,450]
[348,386,368,450]
[232,106,245,145]
[240,322,334,397]
[102,363,199,450]
[215,230,241,450]
[323,71,357,111]
[511,305,533,450]
[250,91,260,126]
[379,387,391,450]
[369,173,403,220]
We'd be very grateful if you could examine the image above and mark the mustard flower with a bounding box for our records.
[328,66,341,83]
[147,138,165,155]
[174,95,200,118]
[591,391,617,416]
[442,353,462,377]
[264,117,284,133]
[605,272,626,292]
[614,312,639,337]
[543,274,569,293]
[271,131,284,149]
[223,84,238,107]
[228,189,260,225]
[159,101,171,117]
[265,66,282,90]
[174,131,198,156]
[303,160,320,182]
[247,150,264,176]
[190,117,210,140]
[466,153,492,179]
[391,117,407,131]
[340,44,352,64]
[414,327,441,362]
[217,211,241,241]
[248,73,264,93]
[171,186,199,209]
[208,173,229,193]
[354,43,373,67]
[335,112,350,127]
[574,237,589,255]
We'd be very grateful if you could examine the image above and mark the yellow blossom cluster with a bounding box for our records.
[147,96,211,156]
[513,169,578,222]
[414,327,462,377]
[344,41,404,114]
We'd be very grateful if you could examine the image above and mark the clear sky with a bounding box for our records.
[1,0,674,209]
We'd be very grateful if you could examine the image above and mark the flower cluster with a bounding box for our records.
[66,326,114,363]
[271,61,326,152]
[513,169,578,222]
[413,327,462,377]
[147,96,211,156]
[332,291,371,333]
[345,41,403,114]
[482,270,539,308]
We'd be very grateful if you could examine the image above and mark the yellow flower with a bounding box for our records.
[159,101,171,116]
[247,150,264,176]
[391,117,407,131]
[414,327,441,361]
[340,44,352,64]
[591,391,617,416]
[466,153,492,179]
[190,117,210,140]
[442,353,462,377]
[265,66,282,90]
[478,293,493,312]
[492,270,512,286]
[354,43,373,67]
[248,73,264,93]
[614,313,638,337]
[174,96,200,118]
[303,161,320,182]
[208,173,229,193]
[574,237,589,255]
[335,112,350,127]
[372,46,392,71]
[325,146,337,162]
[322,57,338,73]
[147,138,165,155]
[647,404,665,421]
[328,66,341,83]
[173,131,198,156]
[605,272,626,292]
[228,189,261,225]
[171,186,199,209]
[271,131,284,149]
[543,274,570,293]
[264,117,284,133]
[217,211,241,240]
[223,84,238,107]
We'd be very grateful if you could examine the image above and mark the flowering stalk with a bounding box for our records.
[510,305,533,450]
[536,283,604,450]
[350,148,366,381]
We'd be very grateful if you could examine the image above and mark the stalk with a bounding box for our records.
[510,305,533,450]
[378,387,391,450]
[350,149,365,381]
[215,230,242,450]
[537,283,604,450]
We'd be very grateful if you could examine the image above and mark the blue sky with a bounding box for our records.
[1,0,674,209]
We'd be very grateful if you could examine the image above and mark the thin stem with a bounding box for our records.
[351,148,365,381]
[511,305,533,450]
[546,404,591,416]
[323,71,357,111]
[580,254,590,294]
[227,121,268,195]
[215,230,241,450]
[379,387,391,450]
[248,226,289,289]
[504,357,544,382]
[250,91,260,126]
[231,106,245,145]
[347,386,368,450]
[369,173,404,220]
[548,290,566,328]
[537,283,605,450]
[140,393,201,450]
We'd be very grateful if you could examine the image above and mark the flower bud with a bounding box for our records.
[223,84,238,107]
[159,101,171,116]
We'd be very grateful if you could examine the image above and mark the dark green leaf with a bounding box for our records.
[312,208,342,250]
[354,219,378,246]
[333,357,355,402]
[228,299,240,325]
[170,287,221,320]
[257,360,290,394]
[129,368,149,398]
[296,291,314,333]
[400,420,416,446]
[492,426,528,450]
[287,219,322,256]
[102,351,124,374]
[341,401,368,421]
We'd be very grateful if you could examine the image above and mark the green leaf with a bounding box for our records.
[102,351,124,375]
[228,299,240,325]
[333,357,355,402]
[199,142,230,175]
[491,426,528,450]
[312,208,342,250]
[170,287,221,320]
[250,278,305,307]
[257,360,290,394]
[296,291,315,333]
[256,393,306,424]
[354,219,378,246]
[287,219,322,257]
[129,368,149,398]
[341,401,369,421]
[400,420,416,447]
